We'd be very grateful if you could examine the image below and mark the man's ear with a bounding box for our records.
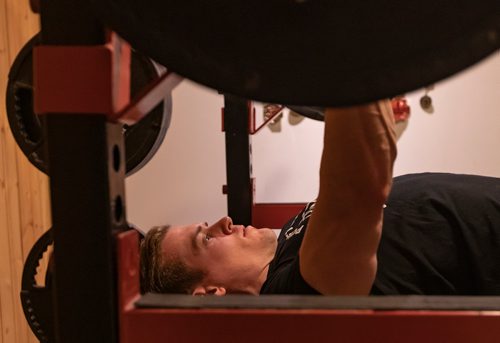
[192,285,227,296]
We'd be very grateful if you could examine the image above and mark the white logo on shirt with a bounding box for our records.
[285,225,304,240]
[285,202,315,240]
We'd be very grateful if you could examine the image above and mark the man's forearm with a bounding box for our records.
[300,100,397,295]
[318,100,396,211]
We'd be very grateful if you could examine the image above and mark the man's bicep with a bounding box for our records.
[299,211,382,295]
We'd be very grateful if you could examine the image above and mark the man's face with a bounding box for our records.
[161,217,278,295]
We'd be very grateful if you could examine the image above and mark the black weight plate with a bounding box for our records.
[20,228,54,343]
[6,35,45,168]
[88,1,500,106]
[6,33,171,176]
[125,54,172,176]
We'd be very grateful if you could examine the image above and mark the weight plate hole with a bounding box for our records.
[112,145,121,172]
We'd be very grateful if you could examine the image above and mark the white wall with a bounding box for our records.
[395,52,500,177]
[125,82,226,229]
[126,51,500,231]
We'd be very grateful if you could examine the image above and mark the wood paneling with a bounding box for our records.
[0,0,49,342]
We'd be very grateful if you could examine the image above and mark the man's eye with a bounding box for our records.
[204,234,212,242]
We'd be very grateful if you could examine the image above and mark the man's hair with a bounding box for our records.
[139,225,205,294]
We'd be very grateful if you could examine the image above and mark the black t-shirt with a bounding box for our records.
[260,173,500,295]
[260,201,319,294]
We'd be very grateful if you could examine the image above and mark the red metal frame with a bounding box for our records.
[252,203,306,229]
[117,230,500,343]
[250,104,285,134]
[34,32,183,124]
[117,71,183,125]
[34,32,131,118]
[221,102,285,134]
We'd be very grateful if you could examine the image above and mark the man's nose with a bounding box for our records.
[209,216,234,235]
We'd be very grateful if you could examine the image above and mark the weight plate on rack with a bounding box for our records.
[6,33,172,176]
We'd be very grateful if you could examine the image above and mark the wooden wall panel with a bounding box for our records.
[0,0,49,342]
[0,2,22,341]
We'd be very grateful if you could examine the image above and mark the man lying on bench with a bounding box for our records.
[140,100,500,296]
